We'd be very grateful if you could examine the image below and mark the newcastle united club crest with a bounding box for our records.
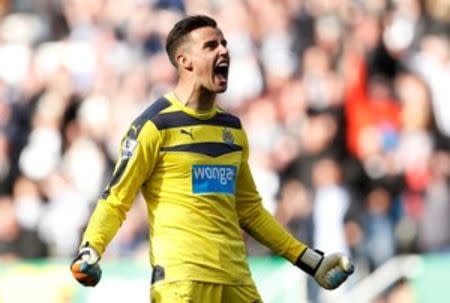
[222,127,234,145]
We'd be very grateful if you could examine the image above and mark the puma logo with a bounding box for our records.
[180,128,194,139]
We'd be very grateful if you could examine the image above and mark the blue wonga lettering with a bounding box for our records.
[193,166,235,185]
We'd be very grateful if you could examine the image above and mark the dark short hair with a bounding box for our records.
[165,15,217,67]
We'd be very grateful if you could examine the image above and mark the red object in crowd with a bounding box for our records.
[344,53,401,158]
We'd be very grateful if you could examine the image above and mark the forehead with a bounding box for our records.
[188,26,225,44]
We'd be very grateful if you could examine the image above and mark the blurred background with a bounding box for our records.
[0,0,449,302]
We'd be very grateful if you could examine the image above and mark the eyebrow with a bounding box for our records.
[202,39,228,48]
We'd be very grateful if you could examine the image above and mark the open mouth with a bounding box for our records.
[214,61,229,84]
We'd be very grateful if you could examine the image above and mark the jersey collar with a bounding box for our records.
[164,92,217,120]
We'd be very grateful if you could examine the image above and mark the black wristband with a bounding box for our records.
[295,248,324,276]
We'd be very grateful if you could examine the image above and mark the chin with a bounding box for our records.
[216,86,227,93]
[213,82,228,93]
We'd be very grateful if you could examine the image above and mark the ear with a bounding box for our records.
[176,53,193,71]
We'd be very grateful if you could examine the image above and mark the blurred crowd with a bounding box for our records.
[0,0,449,300]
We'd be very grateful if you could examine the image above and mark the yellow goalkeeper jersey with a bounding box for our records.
[82,92,306,285]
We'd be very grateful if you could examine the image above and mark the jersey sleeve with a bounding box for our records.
[81,121,160,255]
[235,132,307,264]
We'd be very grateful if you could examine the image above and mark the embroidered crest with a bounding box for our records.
[222,127,234,145]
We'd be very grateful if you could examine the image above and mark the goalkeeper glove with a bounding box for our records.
[296,248,354,290]
[70,243,102,287]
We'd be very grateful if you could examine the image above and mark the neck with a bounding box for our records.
[173,79,216,112]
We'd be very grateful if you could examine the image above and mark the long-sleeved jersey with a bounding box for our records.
[82,92,307,285]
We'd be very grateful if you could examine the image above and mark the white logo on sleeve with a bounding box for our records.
[121,138,138,159]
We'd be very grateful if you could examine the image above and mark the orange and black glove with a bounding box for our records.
[70,243,102,287]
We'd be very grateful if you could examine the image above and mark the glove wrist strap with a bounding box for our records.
[296,248,324,276]
[79,242,100,264]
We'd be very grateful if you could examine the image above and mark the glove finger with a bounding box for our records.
[85,264,101,278]
[72,269,95,281]
[72,271,89,280]
[74,261,99,275]
[72,271,94,284]
[73,272,99,287]
[71,262,84,275]
[72,263,100,284]
[339,256,355,274]
[71,260,89,273]
[79,262,93,273]
[77,276,97,286]
[327,268,350,288]
[81,277,98,287]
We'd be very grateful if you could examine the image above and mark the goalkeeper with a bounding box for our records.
[71,15,354,302]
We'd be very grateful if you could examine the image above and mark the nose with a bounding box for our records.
[218,43,229,57]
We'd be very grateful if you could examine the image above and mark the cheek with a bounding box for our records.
[192,55,212,75]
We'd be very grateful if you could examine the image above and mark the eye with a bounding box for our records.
[203,41,218,50]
